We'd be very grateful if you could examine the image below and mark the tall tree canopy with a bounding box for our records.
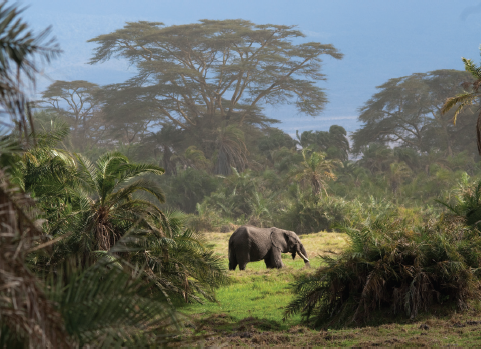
[87,19,343,155]
[39,80,104,149]
[296,125,349,161]
[352,70,476,155]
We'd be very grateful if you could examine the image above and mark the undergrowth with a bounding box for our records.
[181,232,481,347]
[284,212,481,328]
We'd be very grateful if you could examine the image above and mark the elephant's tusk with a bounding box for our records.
[297,251,309,262]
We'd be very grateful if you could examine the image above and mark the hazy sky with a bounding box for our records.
[23,0,481,134]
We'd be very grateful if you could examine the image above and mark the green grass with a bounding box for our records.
[182,267,302,329]
[182,231,348,329]
[201,230,349,268]
[181,231,481,346]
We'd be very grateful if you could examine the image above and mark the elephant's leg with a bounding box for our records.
[239,261,248,271]
[268,248,284,269]
[264,250,275,268]
[237,250,250,271]
[229,252,238,271]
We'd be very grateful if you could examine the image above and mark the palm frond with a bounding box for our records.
[0,169,71,347]
[462,57,481,80]
[74,153,99,194]
[116,162,165,183]
[441,92,477,123]
[0,2,60,138]
[108,177,165,207]
[46,261,180,347]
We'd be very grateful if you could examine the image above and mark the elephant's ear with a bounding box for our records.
[281,231,299,258]
[283,230,295,245]
[270,227,288,252]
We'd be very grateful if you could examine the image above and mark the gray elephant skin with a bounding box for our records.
[228,225,310,270]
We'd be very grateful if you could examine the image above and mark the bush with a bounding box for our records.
[165,168,220,213]
[187,202,229,232]
[278,193,350,234]
[284,212,481,328]
[438,177,481,229]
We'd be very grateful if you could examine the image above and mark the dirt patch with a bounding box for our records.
[188,312,481,347]
[197,312,234,330]
[236,316,282,331]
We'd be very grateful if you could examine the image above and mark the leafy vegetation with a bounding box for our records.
[183,232,481,347]
[5,2,481,345]
[284,211,481,327]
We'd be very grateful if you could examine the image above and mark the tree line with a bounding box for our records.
[4,8,481,344]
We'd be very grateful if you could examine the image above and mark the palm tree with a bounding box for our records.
[214,125,248,175]
[0,5,70,346]
[387,161,412,196]
[290,149,342,197]
[358,144,393,174]
[1,159,182,346]
[50,151,165,256]
[31,150,228,302]
[326,125,350,161]
[0,4,183,346]
[0,3,60,138]
[442,56,481,154]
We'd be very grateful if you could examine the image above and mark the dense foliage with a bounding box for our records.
[284,207,481,327]
[5,3,481,344]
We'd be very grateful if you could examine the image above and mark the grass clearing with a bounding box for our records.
[202,230,349,269]
[181,230,481,346]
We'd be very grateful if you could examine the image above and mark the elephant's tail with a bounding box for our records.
[228,238,234,259]
[228,237,237,270]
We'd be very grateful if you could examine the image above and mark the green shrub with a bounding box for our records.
[187,202,228,232]
[284,212,481,328]
[278,193,349,234]
[438,177,481,229]
[164,168,220,213]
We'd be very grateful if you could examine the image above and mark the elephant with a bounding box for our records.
[228,225,310,270]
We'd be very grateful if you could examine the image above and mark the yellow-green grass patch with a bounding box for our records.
[202,230,349,270]
[183,231,349,328]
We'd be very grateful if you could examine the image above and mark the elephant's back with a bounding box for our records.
[231,225,272,261]
[229,225,251,243]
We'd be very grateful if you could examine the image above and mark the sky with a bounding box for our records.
[22,0,481,135]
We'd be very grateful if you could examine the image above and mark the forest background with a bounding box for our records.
[23,0,481,233]
[33,19,481,235]
[5,0,481,346]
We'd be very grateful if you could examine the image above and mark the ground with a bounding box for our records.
[180,231,481,346]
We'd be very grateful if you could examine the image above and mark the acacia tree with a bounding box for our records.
[39,80,106,150]
[87,19,343,167]
[96,83,161,145]
[352,70,475,155]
